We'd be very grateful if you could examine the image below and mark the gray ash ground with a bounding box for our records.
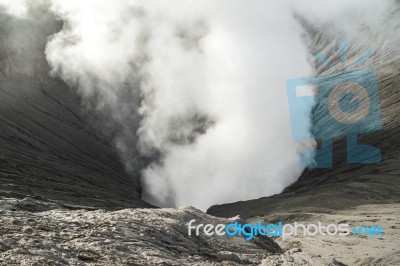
[0,197,333,266]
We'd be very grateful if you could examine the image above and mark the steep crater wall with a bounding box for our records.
[208,30,400,218]
[0,8,150,209]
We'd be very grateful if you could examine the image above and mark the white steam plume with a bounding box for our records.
[45,0,313,210]
[0,0,395,210]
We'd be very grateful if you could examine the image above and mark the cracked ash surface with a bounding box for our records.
[0,197,339,266]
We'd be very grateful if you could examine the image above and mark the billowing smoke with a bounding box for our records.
[44,0,314,210]
[0,0,396,210]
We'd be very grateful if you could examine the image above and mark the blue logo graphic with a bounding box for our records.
[187,219,384,241]
[351,225,384,236]
[287,39,382,168]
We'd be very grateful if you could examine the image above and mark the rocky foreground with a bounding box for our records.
[2,197,399,265]
[0,197,345,266]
